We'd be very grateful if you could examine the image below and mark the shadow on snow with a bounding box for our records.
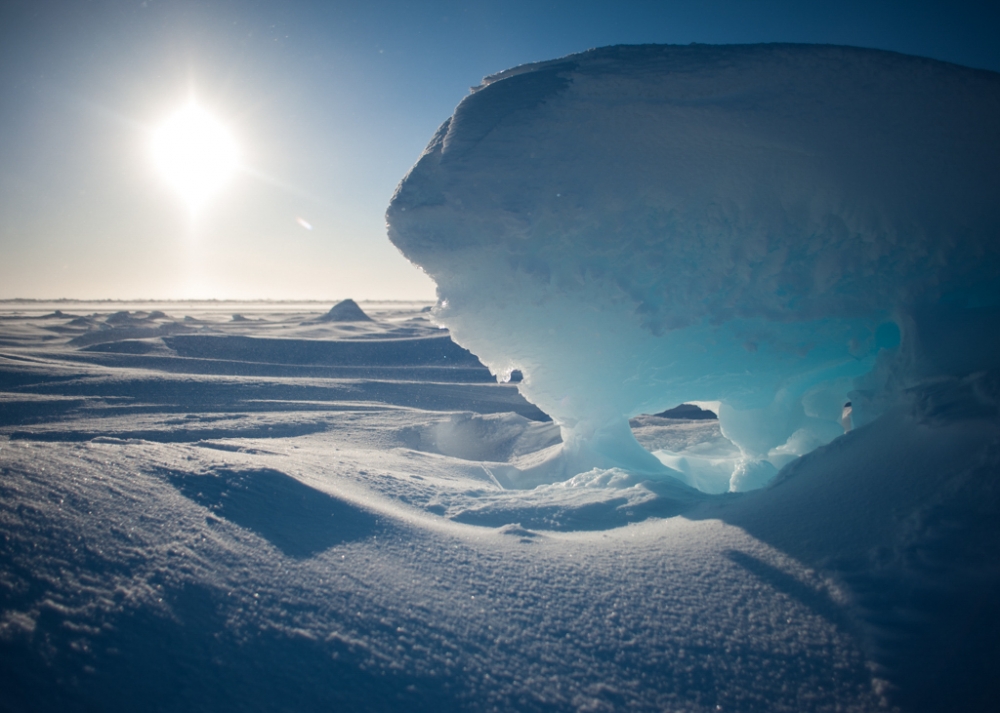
[165,467,382,558]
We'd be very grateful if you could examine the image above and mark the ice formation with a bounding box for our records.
[387,44,1000,490]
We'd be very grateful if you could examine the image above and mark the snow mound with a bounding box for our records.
[387,43,1000,490]
[315,299,374,323]
[653,403,717,420]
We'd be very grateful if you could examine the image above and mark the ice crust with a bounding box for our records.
[387,44,1000,490]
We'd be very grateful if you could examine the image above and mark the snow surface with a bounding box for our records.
[2,301,999,711]
[387,43,1000,489]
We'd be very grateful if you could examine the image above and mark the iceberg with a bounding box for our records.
[387,44,1000,490]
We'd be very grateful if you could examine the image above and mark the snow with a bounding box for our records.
[314,299,375,323]
[2,299,999,710]
[3,43,1000,712]
[387,43,1000,490]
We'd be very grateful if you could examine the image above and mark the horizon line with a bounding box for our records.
[0,297,437,304]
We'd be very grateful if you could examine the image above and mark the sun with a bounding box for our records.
[151,102,239,211]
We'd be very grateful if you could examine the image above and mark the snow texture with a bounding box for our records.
[387,43,1000,490]
[2,301,999,711]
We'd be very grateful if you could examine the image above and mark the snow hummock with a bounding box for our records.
[653,403,717,420]
[315,298,374,322]
[387,43,1000,490]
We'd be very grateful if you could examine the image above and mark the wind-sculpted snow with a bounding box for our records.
[3,303,1000,709]
[387,43,1000,489]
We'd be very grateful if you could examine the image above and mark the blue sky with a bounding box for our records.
[1,0,998,300]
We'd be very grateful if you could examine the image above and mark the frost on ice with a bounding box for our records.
[387,44,1000,491]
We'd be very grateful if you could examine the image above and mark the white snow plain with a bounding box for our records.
[387,43,1000,491]
[1,301,999,711]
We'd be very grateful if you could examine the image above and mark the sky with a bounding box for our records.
[1,0,998,301]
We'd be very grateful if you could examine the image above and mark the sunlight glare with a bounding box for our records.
[151,102,239,211]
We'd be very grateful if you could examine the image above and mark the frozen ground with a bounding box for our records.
[1,301,999,711]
